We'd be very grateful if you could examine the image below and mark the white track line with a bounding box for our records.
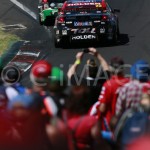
[10,0,37,20]
[1,24,27,30]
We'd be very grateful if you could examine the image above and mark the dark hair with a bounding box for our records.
[110,57,124,75]
[86,59,98,78]
[66,86,91,115]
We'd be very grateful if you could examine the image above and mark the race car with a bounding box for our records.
[53,0,120,47]
[38,0,65,25]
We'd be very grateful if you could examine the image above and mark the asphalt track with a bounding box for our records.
[1,0,150,85]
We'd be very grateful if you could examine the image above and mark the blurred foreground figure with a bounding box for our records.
[126,136,150,150]
[30,60,59,118]
[67,47,110,106]
[65,85,111,150]
[6,94,51,150]
[98,57,129,131]
[115,84,150,149]
[2,93,69,150]
[49,67,67,118]
[116,60,150,117]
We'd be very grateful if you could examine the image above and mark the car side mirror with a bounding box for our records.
[113,9,120,13]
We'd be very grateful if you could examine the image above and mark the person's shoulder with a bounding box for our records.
[83,115,98,123]
[121,80,132,88]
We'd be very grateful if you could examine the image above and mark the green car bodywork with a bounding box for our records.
[39,3,63,25]
[40,7,58,22]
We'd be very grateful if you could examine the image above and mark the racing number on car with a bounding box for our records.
[71,28,96,34]
[95,3,102,7]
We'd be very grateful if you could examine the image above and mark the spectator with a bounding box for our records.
[30,60,58,118]
[65,85,111,150]
[67,47,110,106]
[48,67,67,118]
[98,57,129,130]
[30,60,52,93]
[115,84,150,144]
[116,60,150,117]
[6,94,50,150]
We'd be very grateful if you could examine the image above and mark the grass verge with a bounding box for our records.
[0,25,20,55]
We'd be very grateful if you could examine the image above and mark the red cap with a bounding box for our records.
[31,60,52,78]
[30,60,52,86]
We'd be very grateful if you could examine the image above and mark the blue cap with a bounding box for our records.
[8,94,34,110]
[130,60,150,82]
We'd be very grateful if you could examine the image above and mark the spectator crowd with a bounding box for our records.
[0,47,150,150]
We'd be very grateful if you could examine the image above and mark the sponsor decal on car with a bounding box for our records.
[72,35,96,40]
[67,3,102,7]
[71,28,96,34]
[74,21,92,26]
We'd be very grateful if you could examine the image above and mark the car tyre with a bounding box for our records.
[113,32,118,43]
[62,37,71,49]
[39,15,43,25]
[54,37,61,48]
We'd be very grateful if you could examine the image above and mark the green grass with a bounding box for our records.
[0,25,20,55]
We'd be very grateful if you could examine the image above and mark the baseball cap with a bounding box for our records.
[130,60,150,82]
[30,60,52,86]
[8,94,35,110]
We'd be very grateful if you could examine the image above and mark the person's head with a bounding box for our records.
[109,57,124,75]
[8,94,35,121]
[140,85,150,112]
[49,67,66,93]
[130,60,150,82]
[30,60,52,92]
[86,59,98,78]
[66,85,90,115]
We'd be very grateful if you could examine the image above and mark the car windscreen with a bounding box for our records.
[64,3,104,12]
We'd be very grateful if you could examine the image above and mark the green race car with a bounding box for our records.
[38,0,64,26]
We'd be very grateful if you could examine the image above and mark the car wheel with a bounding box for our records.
[117,26,120,36]
[54,37,61,48]
[113,32,118,43]
[39,15,43,25]
[62,37,71,48]
[112,27,118,44]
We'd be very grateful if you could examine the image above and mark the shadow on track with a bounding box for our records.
[61,33,129,49]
